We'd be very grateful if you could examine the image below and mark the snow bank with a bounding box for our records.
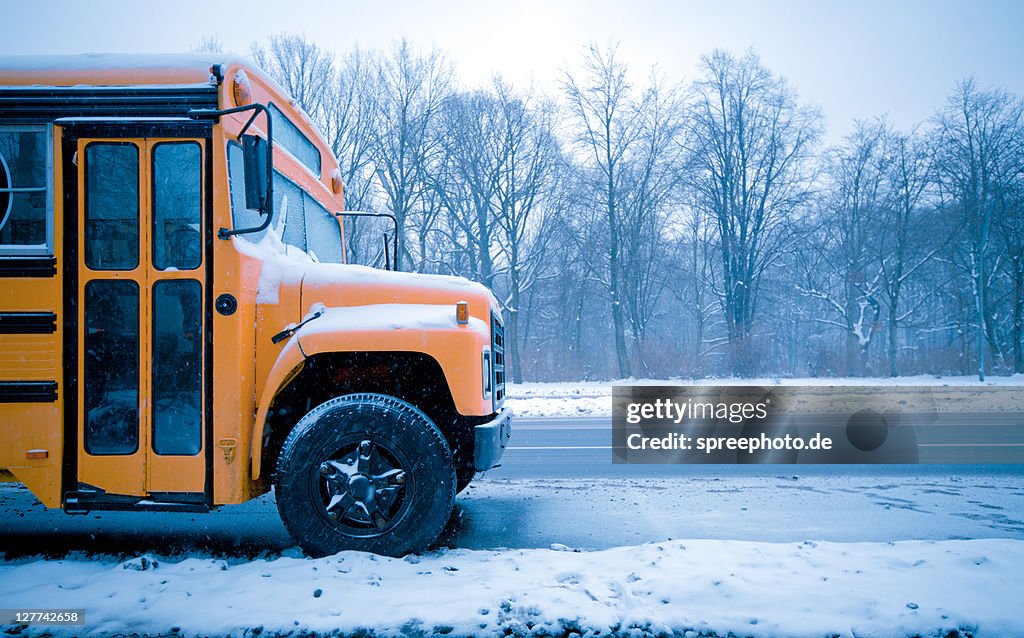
[506,375,1024,418]
[1,539,1020,637]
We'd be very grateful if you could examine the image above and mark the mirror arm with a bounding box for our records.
[189,104,274,239]
[335,211,399,271]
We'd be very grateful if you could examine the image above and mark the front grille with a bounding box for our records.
[491,312,505,405]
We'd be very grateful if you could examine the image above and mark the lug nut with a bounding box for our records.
[319,463,331,475]
[395,472,406,484]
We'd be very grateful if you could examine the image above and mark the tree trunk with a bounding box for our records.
[608,162,632,379]
[508,267,524,384]
[887,307,899,377]
[1014,258,1024,374]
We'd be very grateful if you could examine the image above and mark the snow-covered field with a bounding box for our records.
[505,374,1024,417]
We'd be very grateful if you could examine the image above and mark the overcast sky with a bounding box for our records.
[2,0,1022,144]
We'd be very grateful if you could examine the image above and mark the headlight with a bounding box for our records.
[482,348,492,399]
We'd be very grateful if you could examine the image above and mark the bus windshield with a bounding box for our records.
[226,142,342,263]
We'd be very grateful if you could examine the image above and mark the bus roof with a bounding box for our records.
[0,53,243,87]
[0,53,342,201]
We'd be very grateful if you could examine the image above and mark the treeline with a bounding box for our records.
[201,35,1024,381]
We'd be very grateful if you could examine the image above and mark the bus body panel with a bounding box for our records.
[0,126,64,507]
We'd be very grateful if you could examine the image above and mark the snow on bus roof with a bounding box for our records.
[0,52,253,86]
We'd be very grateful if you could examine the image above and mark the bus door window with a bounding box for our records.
[151,141,203,457]
[151,280,201,455]
[84,143,139,270]
[152,142,201,270]
[82,143,141,454]
[84,279,139,455]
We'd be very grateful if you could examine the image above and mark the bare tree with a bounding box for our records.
[995,180,1024,373]
[251,33,335,125]
[369,39,453,271]
[192,36,224,54]
[799,120,890,375]
[561,43,647,378]
[327,48,384,263]
[618,73,683,374]
[432,89,503,285]
[225,34,1024,381]
[428,80,561,381]
[669,206,726,374]
[491,83,561,383]
[934,79,1024,379]
[877,127,941,376]
[685,49,821,375]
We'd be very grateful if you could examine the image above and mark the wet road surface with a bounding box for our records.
[2,417,1023,558]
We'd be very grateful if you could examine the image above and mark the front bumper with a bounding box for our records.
[473,405,512,471]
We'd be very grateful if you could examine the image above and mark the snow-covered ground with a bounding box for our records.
[2,537,1021,637]
[505,374,1024,418]
[3,473,1023,637]
[2,377,1022,637]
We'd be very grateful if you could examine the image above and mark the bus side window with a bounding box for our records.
[0,126,51,255]
[152,142,201,270]
[85,143,139,270]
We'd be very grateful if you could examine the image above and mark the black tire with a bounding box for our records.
[274,393,455,557]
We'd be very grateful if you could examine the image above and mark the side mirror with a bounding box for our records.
[190,103,274,240]
[335,211,400,271]
[242,134,268,213]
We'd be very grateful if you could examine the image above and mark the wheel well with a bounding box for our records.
[262,351,477,479]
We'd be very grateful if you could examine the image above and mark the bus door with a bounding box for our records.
[64,122,211,501]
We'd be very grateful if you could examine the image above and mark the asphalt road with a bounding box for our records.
[1,416,1023,558]
[491,415,1024,476]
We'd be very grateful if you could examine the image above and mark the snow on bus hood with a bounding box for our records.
[296,303,489,338]
[232,231,501,318]
[300,262,499,317]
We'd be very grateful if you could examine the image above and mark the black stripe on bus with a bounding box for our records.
[0,381,58,403]
[0,257,57,278]
[0,312,57,334]
[0,86,218,120]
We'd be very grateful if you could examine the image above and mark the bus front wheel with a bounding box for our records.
[274,393,456,557]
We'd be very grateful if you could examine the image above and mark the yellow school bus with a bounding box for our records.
[0,54,510,556]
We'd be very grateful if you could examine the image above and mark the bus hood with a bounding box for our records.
[233,236,501,325]
[298,261,501,324]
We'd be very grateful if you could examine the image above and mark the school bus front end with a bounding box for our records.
[0,54,511,557]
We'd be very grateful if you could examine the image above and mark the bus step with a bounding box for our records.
[65,488,210,514]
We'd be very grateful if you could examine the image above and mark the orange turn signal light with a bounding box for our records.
[456,301,469,325]
[25,449,48,460]
[331,169,344,195]
[232,70,252,106]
